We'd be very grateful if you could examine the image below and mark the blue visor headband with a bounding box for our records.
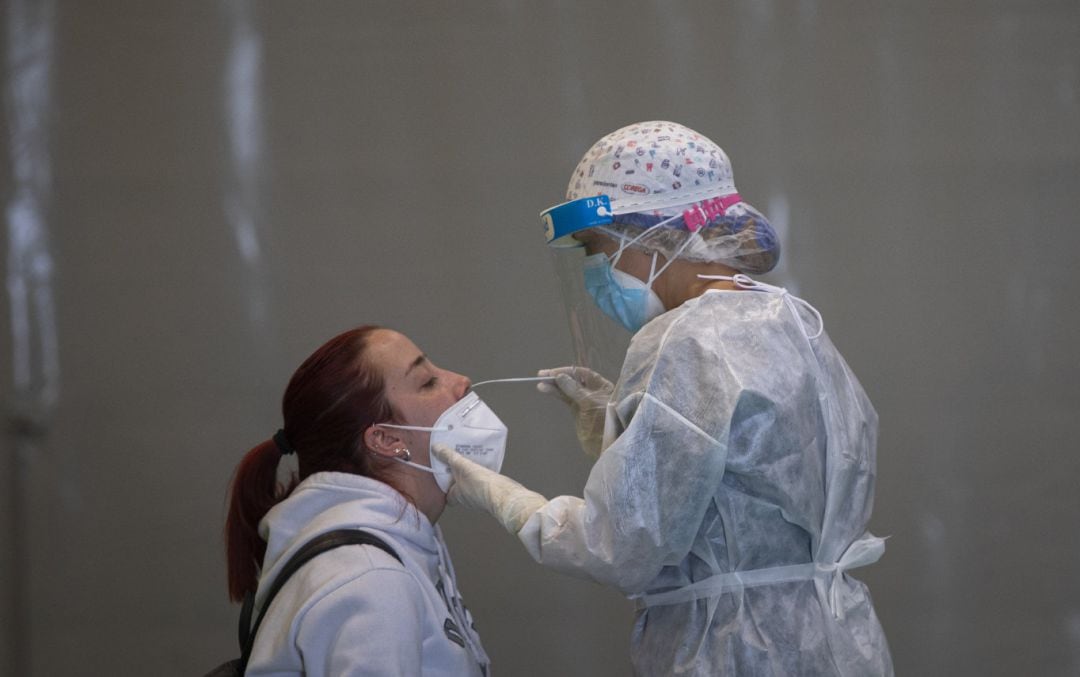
[540,192,746,247]
[540,195,613,246]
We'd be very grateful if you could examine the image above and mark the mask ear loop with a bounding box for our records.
[647,230,700,285]
[385,455,442,476]
[376,422,450,432]
[603,229,631,267]
[369,422,451,474]
[598,212,696,292]
[598,212,681,263]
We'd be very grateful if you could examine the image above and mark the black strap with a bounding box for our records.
[238,529,402,671]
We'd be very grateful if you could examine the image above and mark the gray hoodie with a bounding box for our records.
[246,472,489,676]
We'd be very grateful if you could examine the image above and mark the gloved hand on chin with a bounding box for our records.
[431,444,547,534]
[537,366,613,459]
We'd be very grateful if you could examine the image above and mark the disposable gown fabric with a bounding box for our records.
[517,290,893,676]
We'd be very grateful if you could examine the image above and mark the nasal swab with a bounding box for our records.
[471,376,556,388]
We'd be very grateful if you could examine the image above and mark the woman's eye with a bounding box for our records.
[423,376,438,389]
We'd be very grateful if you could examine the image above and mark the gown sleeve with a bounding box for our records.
[516,304,740,593]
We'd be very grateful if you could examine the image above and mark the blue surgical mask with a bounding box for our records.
[583,252,667,333]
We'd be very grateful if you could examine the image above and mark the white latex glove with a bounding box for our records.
[431,444,547,534]
[536,366,613,459]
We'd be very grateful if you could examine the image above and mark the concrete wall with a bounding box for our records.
[1,2,1078,675]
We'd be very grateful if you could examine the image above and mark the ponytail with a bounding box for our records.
[225,439,294,602]
[223,325,397,602]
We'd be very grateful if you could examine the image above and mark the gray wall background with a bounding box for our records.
[2,1,1078,675]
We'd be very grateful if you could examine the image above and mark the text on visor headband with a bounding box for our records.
[541,195,613,246]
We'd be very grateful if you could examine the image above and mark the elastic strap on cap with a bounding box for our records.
[610,183,738,215]
[682,193,743,232]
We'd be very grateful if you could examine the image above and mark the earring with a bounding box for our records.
[393,448,411,462]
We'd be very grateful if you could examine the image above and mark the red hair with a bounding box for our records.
[224,325,396,602]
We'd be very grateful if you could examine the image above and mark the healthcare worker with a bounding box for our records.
[432,121,893,675]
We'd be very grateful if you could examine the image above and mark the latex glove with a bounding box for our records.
[431,444,547,534]
[536,366,613,459]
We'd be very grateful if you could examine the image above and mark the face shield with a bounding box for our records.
[543,195,631,381]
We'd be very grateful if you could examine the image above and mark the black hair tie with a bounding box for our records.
[273,428,296,456]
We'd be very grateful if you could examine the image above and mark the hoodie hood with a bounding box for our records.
[256,471,440,610]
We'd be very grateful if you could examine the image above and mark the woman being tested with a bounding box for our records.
[432,121,893,675]
[225,325,492,676]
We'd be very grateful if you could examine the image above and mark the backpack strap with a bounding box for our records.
[238,529,402,671]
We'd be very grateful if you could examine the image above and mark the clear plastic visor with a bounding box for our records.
[548,241,631,383]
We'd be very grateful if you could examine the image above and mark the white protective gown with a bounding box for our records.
[517,288,894,676]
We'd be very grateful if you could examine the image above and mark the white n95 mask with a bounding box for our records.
[377,391,508,492]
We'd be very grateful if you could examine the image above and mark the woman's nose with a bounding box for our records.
[454,373,472,399]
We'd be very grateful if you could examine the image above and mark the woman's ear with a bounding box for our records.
[364,425,404,459]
